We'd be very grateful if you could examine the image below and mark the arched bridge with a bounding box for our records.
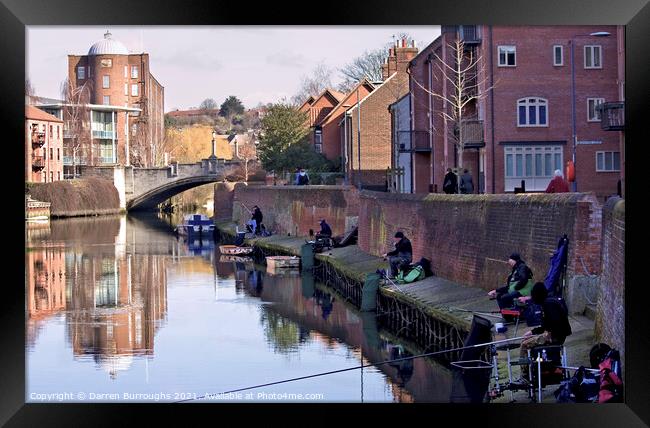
[79,158,240,211]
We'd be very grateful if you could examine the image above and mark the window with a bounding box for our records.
[57,148,60,160]
[504,145,563,191]
[57,171,61,181]
[50,172,53,182]
[77,66,85,80]
[131,66,139,79]
[124,83,128,96]
[498,46,516,66]
[517,98,548,127]
[50,148,53,160]
[132,124,137,136]
[103,96,110,105]
[587,98,605,121]
[131,84,139,96]
[124,65,128,78]
[596,151,620,172]
[100,58,112,67]
[553,45,563,66]
[585,45,602,69]
[50,125,53,135]
[102,75,110,89]
[57,126,60,139]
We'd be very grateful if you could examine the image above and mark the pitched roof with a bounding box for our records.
[298,96,316,111]
[318,79,376,126]
[25,105,63,123]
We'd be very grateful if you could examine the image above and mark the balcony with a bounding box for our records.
[31,132,45,149]
[32,156,45,171]
[63,156,88,166]
[397,130,431,152]
[459,25,481,45]
[597,102,625,131]
[460,119,485,148]
[97,156,115,164]
[92,130,115,139]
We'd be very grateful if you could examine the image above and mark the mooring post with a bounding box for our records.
[360,272,380,312]
[300,243,314,271]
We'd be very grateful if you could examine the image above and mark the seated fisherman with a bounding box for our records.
[487,253,534,309]
[519,282,572,380]
[382,232,413,279]
[316,219,332,239]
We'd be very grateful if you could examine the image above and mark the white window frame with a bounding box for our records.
[103,96,110,106]
[102,75,110,89]
[131,84,139,97]
[124,65,128,78]
[498,45,516,67]
[596,151,620,172]
[553,45,564,66]
[504,145,563,191]
[584,45,603,69]
[131,66,139,79]
[124,83,128,96]
[77,66,85,80]
[587,98,605,122]
[517,97,549,127]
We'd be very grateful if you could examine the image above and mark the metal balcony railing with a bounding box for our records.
[597,102,625,131]
[460,120,485,148]
[31,132,45,149]
[459,25,481,45]
[97,156,115,164]
[92,130,115,139]
[32,156,45,170]
[63,156,88,165]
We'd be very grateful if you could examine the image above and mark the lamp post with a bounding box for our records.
[570,31,610,192]
[211,130,216,158]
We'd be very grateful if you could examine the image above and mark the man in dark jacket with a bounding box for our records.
[459,169,474,194]
[443,168,458,194]
[519,282,572,380]
[488,253,533,309]
[383,232,413,278]
[316,219,332,238]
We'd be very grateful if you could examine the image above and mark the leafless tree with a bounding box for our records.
[235,138,259,181]
[60,78,92,178]
[25,79,36,101]
[291,63,334,106]
[132,95,149,167]
[409,39,494,189]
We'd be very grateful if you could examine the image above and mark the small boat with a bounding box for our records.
[176,214,215,237]
[219,245,254,255]
[265,255,300,269]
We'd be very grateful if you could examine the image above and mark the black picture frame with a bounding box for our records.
[3,0,648,426]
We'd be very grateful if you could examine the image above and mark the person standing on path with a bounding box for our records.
[443,168,458,194]
[545,169,570,193]
[460,169,474,194]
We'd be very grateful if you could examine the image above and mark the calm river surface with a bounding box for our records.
[25,212,484,403]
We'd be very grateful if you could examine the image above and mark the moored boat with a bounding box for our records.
[219,245,254,255]
[176,214,215,237]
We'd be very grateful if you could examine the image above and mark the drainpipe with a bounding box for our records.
[357,87,361,189]
[428,54,433,191]
[343,113,349,185]
[112,110,116,163]
[489,25,496,194]
[125,111,130,166]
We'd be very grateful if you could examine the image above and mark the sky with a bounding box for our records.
[27,26,440,112]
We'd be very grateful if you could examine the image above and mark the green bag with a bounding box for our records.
[508,278,535,296]
[396,265,425,284]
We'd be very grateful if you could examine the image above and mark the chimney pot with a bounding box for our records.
[402,38,406,47]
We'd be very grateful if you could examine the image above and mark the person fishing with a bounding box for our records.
[316,219,332,239]
[487,253,534,309]
[382,232,413,279]
[251,205,263,235]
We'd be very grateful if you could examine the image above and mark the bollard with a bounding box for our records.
[301,272,315,299]
[360,273,380,312]
[300,243,314,271]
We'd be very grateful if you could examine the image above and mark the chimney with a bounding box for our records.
[392,38,420,74]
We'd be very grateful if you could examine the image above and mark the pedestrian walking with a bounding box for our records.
[460,169,474,194]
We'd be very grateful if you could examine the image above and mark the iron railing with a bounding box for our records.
[461,120,485,147]
[459,25,481,44]
[397,130,431,152]
[31,132,45,148]
[32,156,45,170]
[597,102,625,131]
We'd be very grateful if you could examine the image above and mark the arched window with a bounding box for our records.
[517,98,548,127]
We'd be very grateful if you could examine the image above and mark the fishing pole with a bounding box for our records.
[173,334,533,403]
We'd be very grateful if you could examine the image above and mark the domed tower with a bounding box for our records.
[67,31,165,168]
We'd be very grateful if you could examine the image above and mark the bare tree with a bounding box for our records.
[291,63,334,105]
[60,78,92,178]
[132,95,149,167]
[25,79,36,101]
[409,39,494,190]
[234,137,259,181]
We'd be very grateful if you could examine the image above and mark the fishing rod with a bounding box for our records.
[174,334,533,403]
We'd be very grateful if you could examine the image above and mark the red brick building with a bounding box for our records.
[299,88,346,155]
[398,25,624,200]
[64,31,165,168]
[344,39,418,188]
[25,106,64,183]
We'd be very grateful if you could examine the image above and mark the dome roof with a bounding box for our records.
[88,31,129,56]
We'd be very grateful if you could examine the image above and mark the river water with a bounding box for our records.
[25,212,487,403]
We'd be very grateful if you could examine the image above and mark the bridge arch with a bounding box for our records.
[127,176,224,211]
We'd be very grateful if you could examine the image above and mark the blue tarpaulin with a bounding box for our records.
[544,235,569,297]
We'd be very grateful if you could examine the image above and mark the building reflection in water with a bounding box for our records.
[26,215,169,379]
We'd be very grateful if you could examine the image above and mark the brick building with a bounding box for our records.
[25,105,64,183]
[62,31,165,168]
[343,39,418,188]
[299,88,346,155]
[396,25,624,200]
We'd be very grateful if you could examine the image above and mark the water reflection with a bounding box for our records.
[26,213,484,402]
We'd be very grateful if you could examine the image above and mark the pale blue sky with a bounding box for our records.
[27,26,440,112]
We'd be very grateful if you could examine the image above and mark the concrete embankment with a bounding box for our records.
[28,177,122,218]
[216,221,594,371]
